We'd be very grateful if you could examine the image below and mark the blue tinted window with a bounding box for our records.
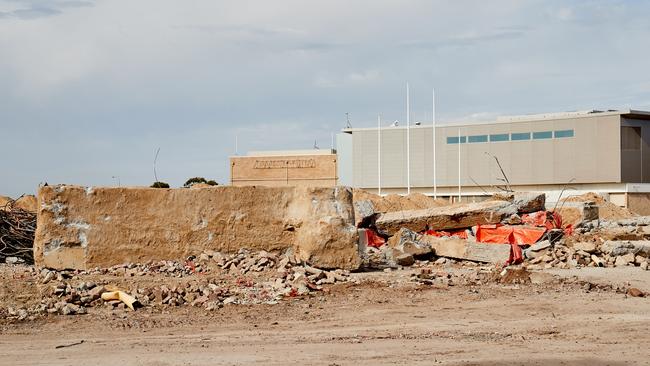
[511,132,531,141]
[554,129,574,138]
[459,136,466,143]
[468,135,488,143]
[447,136,459,144]
[490,134,509,142]
[533,131,552,139]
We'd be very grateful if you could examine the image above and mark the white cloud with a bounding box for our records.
[1,0,650,196]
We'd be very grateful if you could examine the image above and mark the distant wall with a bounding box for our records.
[34,185,360,270]
[348,114,621,189]
[230,154,337,187]
[628,193,650,216]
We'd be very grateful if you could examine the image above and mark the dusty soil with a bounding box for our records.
[1,265,649,365]
[564,192,636,221]
[353,189,449,213]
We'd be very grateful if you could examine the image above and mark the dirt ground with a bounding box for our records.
[1,266,649,365]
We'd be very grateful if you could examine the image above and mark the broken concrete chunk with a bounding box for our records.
[386,228,432,256]
[353,200,377,227]
[375,200,517,236]
[614,253,635,267]
[601,241,650,257]
[529,240,551,252]
[513,192,546,214]
[419,236,511,264]
[617,216,650,227]
[502,213,522,225]
[573,242,597,254]
[395,253,415,266]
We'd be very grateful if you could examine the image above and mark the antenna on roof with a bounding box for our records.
[345,112,352,128]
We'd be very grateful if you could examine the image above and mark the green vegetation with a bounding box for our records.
[184,177,218,187]
[150,182,170,188]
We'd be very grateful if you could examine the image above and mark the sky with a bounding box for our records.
[2,0,650,197]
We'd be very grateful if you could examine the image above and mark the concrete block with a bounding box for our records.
[375,200,517,236]
[35,185,361,270]
[419,236,511,264]
[513,192,546,214]
[601,240,650,257]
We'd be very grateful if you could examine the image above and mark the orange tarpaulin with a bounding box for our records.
[475,224,546,245]
[365,229,386,248]
[475,224,547,265]
[522,211,563,231]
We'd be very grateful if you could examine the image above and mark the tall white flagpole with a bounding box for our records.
[378,114,381,195]
[458,127,461,202]
[406,82,411,195]
[432,88,437,199]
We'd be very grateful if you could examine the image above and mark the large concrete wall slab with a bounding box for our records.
[34,185,360,270]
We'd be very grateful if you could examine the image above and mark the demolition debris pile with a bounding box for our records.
[0,198,36,264]
[4,249,352,321]
[2,186,649,323]
[357,191,649,272]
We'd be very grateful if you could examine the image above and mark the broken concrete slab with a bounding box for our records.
[601,241,650,258]
[35,185,361,271]
[353,199,376,227]
[529,240,551,252]
[617,216,650,227]
[375,200,517,236]
[513,192,546,214]
[419,236,511,264]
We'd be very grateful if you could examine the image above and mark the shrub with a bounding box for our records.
[183,177,207,187]
[150,181,170,188]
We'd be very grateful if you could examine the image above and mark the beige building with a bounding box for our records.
[230,149,337,187]
[336,109,650,211]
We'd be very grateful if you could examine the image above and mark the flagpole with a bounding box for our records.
[432,88,437,199]
[378,114,381,195]
[406,82,411,195]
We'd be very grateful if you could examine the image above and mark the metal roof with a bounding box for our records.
[341,109,650,133]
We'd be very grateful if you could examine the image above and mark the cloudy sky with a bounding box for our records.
[2,0,650,197]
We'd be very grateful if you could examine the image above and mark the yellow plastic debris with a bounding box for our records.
[101,289,138,310]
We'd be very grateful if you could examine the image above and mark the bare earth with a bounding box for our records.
[1,267,649,365]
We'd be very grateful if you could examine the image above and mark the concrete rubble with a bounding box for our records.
[4,248,353,321]
[3,187,649,324]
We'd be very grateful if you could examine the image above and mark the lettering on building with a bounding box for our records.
[253,159,316,169]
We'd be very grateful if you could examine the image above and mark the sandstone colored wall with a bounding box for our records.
[230,154,337,187]
[34,185,360,270]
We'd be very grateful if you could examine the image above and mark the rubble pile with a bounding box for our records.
[360,192,650,272]
[524,215,650,270]
[3,249,352,321]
